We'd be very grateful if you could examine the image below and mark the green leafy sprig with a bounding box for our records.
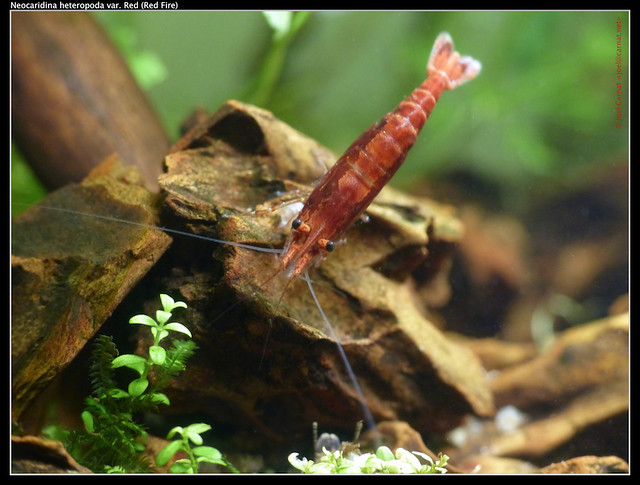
[156,423,239,474]
[112,294,191,401]
[53,294,196,473]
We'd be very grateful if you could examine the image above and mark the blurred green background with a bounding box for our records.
[12,11,629,214]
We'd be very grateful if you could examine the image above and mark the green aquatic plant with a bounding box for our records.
[44,293,450,475]
[112,293,191,400]
[156,423,238,474]
[289,445,449,474]
[47,294,199,473]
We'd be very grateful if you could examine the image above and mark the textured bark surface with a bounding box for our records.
[11,156,171,420]
[444,312,628,470]
[11,435,92,474]
[154,101,493,453]
[539,455,629,474]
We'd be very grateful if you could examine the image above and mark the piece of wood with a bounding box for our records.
[11,12,170,191]
[155,101,493,450]
[539,455,629,474]
[11,156,172,421]
[11,435,92,474]
[444,313,628,468]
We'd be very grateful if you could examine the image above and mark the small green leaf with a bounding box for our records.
[185,431,203,446]
[162,294,187,313]
[159,294,187,312]
[156,439,185,466]
[166,426,184,440]
[169,460,194,474]
[42,424,69,443]
[192,446,222,461]
[149,345,166,365]
[151,327,170,342]
[288,453,313,473]
[364,454,383,472]
[149,392,170,406]
[129,314,157,326]
[133,441,146,452]
[164,322,192,338]
[156,310,172,324]
[128,377,149,397]
[107,388,130,399]
[159,294,175,311]
[376,446,395,461]
[185,423,211,435]
[112,354,146,375]
[81,410,94,432]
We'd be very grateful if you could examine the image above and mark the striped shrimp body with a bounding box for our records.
[278,33,481,281]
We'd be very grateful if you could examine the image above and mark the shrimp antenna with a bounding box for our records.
[18,204,282,253]
[302,270,377,432]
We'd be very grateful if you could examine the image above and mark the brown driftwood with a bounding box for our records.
[443,312,628,470]
[488,313,628,458]
[11,12,170,191]
[539,455,629,474]
[11,435,91,474]
[152,100,494,452]
[11,156,171,421]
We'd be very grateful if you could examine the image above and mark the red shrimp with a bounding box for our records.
[275,32,480,284]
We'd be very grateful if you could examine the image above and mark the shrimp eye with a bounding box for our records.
[292,219,311,234]
[324,240,335,252]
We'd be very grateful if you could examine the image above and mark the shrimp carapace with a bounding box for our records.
[276,32,481,281]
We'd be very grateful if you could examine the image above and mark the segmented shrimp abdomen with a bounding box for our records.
[340,87,439,189]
